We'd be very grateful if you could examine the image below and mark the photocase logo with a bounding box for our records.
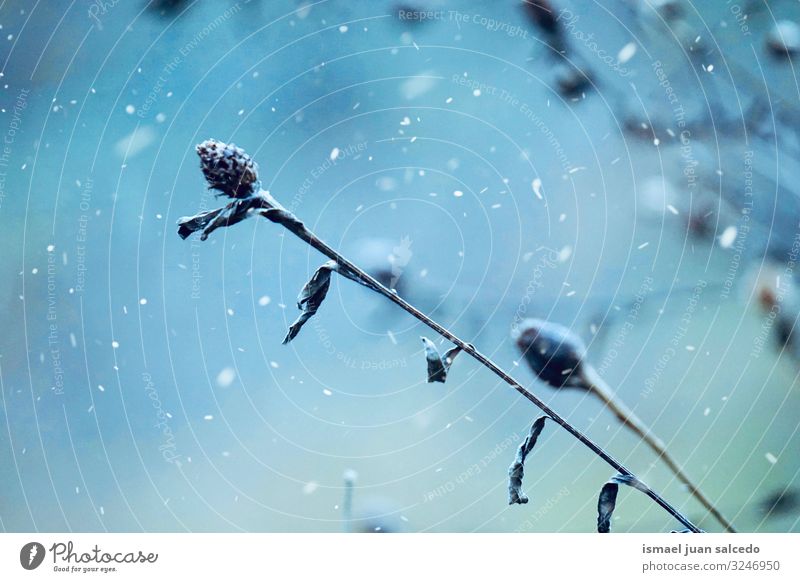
[20,542,45,570]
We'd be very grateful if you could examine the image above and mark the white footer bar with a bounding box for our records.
[1,533,797,581]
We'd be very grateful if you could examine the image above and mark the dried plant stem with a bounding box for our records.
[227,190,702,532]
[580,366,736,532]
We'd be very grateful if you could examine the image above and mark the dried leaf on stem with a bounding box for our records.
[508,416,549,505]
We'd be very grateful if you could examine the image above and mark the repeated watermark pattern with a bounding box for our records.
[513,487,571,532]
[423,432,520,502]
[138,3,245,118]
[557,9,634,77]
[641,280,707,398]
[0,88,29,212]
[596,276,654,377]
[720,150,754,300]
[87,0,123,27]
[510,246,560,335]
[452,74,577,173]
[143,372,181,466]
[47,244,64,397]
[398,9,529,39]
[73,178,93,294]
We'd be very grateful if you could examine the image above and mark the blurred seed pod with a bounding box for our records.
[521,0,566,54]
[512,318,587,388]
[644,0,684,22]
[744,261,800,358]
[146,0,189,17]
[623,117,657,141]
[759,487,800,519]
[766,20,800,58]
[686,202,717,240]
[349,237,411,295]
[746,261,799,313]
[554,64,593,99]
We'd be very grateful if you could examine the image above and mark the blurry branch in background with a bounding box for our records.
[513,319,736,532]
[342,470,357,533]
[145,0,190,18]
[758,487,800,521]
[177,139,709,532]
[520,0,567,55]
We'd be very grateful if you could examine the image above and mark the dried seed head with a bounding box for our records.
[512,318,586,388]
[196,139,259,198]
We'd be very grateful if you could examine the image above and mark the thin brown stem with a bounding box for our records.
[580,366,736,532]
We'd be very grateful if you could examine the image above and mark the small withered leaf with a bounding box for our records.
[176,193,269,240]
[420,337,463,383]
[177,207,226,240]
[283,261,338,344]
[508,416,548,505]
[597,481,619,533]
[597,473,647,533]
[197,197,261,240]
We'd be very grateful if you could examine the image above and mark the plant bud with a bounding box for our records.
[196,139,259,198]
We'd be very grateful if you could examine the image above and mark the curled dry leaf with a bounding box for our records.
[597,481,619,533]
[283,261,339,344]
[177,193,268,240]
[420,337,463,383]
[508,416,548,505]
[597,473,647,533]
[177,206,226,240]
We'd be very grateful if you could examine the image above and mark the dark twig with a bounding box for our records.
[178,140,704,532]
